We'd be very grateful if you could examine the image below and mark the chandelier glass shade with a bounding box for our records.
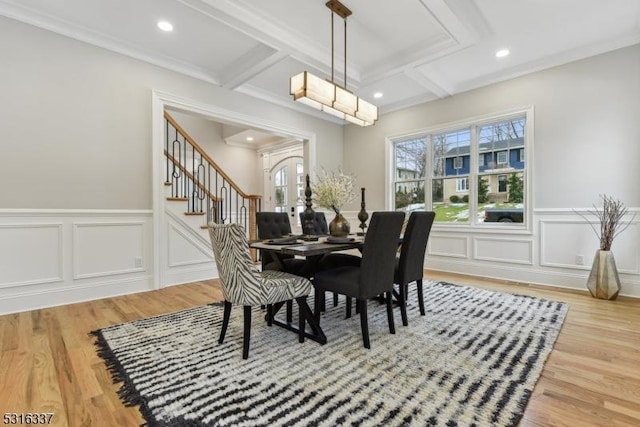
[289,0,378,126]
[290,72,378,126]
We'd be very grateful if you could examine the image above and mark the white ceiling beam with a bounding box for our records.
[220,44,289,90]
[403,68,452,99]
[179,0,333,77]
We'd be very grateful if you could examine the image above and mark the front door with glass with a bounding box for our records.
[270,156,304,232]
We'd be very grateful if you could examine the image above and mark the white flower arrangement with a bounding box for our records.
[312,169,356,214]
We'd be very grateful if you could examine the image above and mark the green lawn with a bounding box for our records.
[433,202,522,222]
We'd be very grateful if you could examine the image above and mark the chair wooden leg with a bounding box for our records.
[417,279,426,315]
[346,296,352,319]
[219,300,232,344]
[358,299,370,349]
[333,292,339,307]
[286,300,293,323]
[243,306,252,359]
[266,304,273,326]
[297,297,306,343]
[386,291,396,334]
[399,283,408,327]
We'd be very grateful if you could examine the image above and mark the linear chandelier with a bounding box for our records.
[290,0,378,126]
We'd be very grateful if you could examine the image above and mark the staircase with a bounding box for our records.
[163,111,261,247]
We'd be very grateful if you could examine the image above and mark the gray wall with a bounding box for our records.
[0,16,344,209]
[344,44,640,211]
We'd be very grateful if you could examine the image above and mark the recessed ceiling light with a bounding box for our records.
[246,136,254,142]
[495,49,510,58]
[373,92,383,99]
[157,21,174,32]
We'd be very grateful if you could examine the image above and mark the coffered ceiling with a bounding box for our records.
[2,0,639,131]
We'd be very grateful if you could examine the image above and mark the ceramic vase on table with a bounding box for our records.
[329,212,350,237]
[587,249,621,300]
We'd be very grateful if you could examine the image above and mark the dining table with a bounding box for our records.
[249,234,364,344]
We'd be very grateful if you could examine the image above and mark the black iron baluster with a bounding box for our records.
[172,128,181,199]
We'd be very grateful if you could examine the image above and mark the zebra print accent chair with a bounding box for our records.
[208,222,314,359]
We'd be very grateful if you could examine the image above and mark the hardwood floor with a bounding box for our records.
[0,273,638,426]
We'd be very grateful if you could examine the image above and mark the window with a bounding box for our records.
[391,109,530,227]
[498,175,507,192]
[453,157,463,169]
[456,177,469,192]
[496,151,508,166]
[393,137,426,211]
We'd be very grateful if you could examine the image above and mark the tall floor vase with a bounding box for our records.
[587,250,620,300]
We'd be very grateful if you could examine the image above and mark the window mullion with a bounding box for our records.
[469,125,478,225]
[425,133,432,211]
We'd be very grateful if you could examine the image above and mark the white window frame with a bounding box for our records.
[497,151,508,166]
[456,177,469,192]
[453,157,463,169]
[385,105,534,234]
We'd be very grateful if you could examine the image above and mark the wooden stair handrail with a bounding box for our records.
[165,111,261,200]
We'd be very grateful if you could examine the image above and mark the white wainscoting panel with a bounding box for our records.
[167,222,213,268]
[540,219,640,273]
[473,237,533,265]
[426,209,639,297]
[0,223,63,287]
[73,221,145,279]
[0,210,154,315]
[428,234,469,258]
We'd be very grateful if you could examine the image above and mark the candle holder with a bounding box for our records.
[357,187,368,236]
[302,174,318,241]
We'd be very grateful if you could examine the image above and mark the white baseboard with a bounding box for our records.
[0,275,154,315]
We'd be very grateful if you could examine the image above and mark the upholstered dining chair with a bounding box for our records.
[299,211,361,310]
[299,211,362,270]
[299,211,329,235]
[394,211,435,326]
[208,222,315,359]
[312,211,405,349]
[256,212,306,275]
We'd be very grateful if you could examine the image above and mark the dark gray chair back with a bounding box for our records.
[256,212,292,239]
[299,212,329,235]
[396,211,435,285]
[358,211,405,299]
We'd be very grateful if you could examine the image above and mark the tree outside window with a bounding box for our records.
[391,112,528,226]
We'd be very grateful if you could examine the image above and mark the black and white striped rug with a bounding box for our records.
[92,281,568,427]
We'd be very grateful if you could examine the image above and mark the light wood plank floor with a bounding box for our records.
[0,272,638,427]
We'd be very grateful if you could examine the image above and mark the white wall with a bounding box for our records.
[0,16,344,314]
[343,44,640,296]
[0,16,344,210]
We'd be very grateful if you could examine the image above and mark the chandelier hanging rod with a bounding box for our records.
[327,0,351,88]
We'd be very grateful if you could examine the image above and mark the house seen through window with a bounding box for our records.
[392,112,528,226]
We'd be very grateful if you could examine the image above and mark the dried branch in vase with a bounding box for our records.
[576,194,635,251]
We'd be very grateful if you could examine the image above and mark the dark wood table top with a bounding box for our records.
[250,236,363,257]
